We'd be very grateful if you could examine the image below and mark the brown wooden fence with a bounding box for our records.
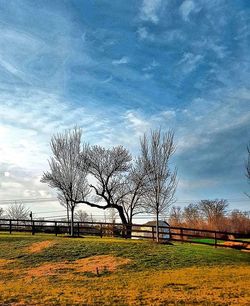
[0,218,249,250]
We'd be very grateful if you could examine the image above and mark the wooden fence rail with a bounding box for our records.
[0,218,249,250]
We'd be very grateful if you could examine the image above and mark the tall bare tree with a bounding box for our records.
[41,128,90,236]
[140,129,177,242]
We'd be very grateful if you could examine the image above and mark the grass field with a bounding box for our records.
[0,233,249,305]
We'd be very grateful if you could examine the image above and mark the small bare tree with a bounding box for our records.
[75,209,89,223]
[6,202,30,221]
[41,128,90,236]
[169,206,183,226]
[140,129,177,242]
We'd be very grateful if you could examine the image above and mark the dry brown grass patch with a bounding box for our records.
[223,241,249,249]
[74,255,131,273]
[26,255,131,278]
[0,258,14,268]
[27,240,55,254]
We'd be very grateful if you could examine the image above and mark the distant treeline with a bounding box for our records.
[168,199,250,234]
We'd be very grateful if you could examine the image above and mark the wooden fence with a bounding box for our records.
[0,218,249,250]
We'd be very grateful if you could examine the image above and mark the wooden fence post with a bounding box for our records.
[181,228,183,243]
[77,222,80,237]
[152,226,155,241]
[55,221,58,236]
[32,221,35,235]
[9,220,12,234]
[100,223,103,238]
[214,231,217,248]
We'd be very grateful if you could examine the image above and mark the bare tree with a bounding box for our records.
[6,202,30,220]
[198,199,228,230]
[183,203,201,228]
[41,128,90,236]
[75,145,133,226]
[0,207,4,217]
[140,129,177,242]
[75,209,89,222]
[229,210,250,234]
[169,206,183,226]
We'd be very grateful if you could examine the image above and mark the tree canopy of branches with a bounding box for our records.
[198,199,228,230]
[140,129,177,242]
[41,128,90,236]
[41,127,177,239]
[81,144,133,225]
[182,203,201,228]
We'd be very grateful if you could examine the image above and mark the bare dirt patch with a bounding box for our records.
[27,240,55,254]
[26,255,131,278]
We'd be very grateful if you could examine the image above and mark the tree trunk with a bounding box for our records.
[126,223,132,239]
[116,205,128,226]
[67,202,70,234]
[156,207,159,243]
[70,206,75,237]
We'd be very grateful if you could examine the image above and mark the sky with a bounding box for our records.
[0,0,249,220]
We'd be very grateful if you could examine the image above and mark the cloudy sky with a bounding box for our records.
[0,0,249,219]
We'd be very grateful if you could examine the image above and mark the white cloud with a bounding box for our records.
[112,56,129,65]
[178,52,203,74]
[143,59,159,71]
[162,110,176,120]
[179,0,196,21]
[140,0,162,24]
[124,110,150,135]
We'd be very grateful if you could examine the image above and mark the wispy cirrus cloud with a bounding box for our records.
[112,56,129,65]
[0,0,249,212]
[179,0,198,21]
[139,0,162,24]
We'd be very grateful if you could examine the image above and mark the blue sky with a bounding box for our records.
[0,0,249,217]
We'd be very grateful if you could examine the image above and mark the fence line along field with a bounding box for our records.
[1,217,249,250]
[0,228,250,305]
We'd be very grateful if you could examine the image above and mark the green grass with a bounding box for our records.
[0,233,249,271]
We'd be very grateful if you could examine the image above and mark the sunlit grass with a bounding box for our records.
[0,233,249,305]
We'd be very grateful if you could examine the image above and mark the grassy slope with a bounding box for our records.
[0,233,249,305]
